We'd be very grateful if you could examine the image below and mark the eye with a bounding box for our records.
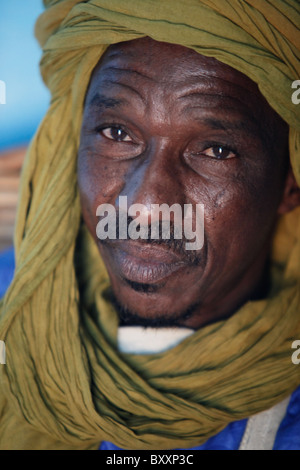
[101,126,133,142]
[201,145,237,159]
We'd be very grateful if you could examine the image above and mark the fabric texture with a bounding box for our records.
[99,386,300,450]
[0,0,300,450]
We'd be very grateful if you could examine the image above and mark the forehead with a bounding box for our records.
[86,37,266,113]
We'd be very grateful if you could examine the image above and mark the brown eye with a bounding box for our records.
[202,146,237,159]
[101,127,132,142]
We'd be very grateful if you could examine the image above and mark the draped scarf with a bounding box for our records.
[0,0,300,450]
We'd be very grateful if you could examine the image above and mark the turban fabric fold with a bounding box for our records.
[0,0,300,450]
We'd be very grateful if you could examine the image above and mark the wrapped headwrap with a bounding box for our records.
[0,0,300,450]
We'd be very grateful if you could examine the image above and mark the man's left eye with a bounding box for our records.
[101,127,133,142]
[201,145,237,159]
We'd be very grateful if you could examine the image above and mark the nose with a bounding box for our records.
[116,140,185,226]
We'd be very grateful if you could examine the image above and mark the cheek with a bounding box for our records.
[187,168,280,260]
[77,148,126,235]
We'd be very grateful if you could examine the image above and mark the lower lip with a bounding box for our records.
[109,247,186,285]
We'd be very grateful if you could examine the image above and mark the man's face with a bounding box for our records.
[78,37,288,329]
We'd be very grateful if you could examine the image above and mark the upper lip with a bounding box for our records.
[107,239,185,264]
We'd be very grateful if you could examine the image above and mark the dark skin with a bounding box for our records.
[78,37,300,330]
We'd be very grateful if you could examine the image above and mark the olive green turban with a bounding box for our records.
[0,0,299,450]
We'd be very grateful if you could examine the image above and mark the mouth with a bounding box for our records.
[100,240,188,285]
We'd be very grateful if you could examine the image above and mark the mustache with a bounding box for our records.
[98,214,204,265]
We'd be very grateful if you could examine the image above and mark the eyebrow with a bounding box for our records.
[203,117,259,134]
[87,93,129,110]
[201,116,266,146]
[202,116,270,152]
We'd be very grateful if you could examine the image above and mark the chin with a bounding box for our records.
[110,284,199,328]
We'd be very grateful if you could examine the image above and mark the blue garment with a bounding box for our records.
[274,386,300,450]
[100,419,248,450]
[0,249,299,450]
[99,387,300,450]
[0,247,15,299]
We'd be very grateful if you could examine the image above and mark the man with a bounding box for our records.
[0,0,300,450]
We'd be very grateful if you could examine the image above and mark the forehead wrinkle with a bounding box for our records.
[176,88,260,113]
[179,93,264,131]
[177,72,260,94]
[174,73,264,112]
[101,66,158,83]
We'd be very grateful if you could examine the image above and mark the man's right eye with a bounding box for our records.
[101,126,133,142]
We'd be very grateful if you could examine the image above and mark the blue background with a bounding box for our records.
[0,1,50,151]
